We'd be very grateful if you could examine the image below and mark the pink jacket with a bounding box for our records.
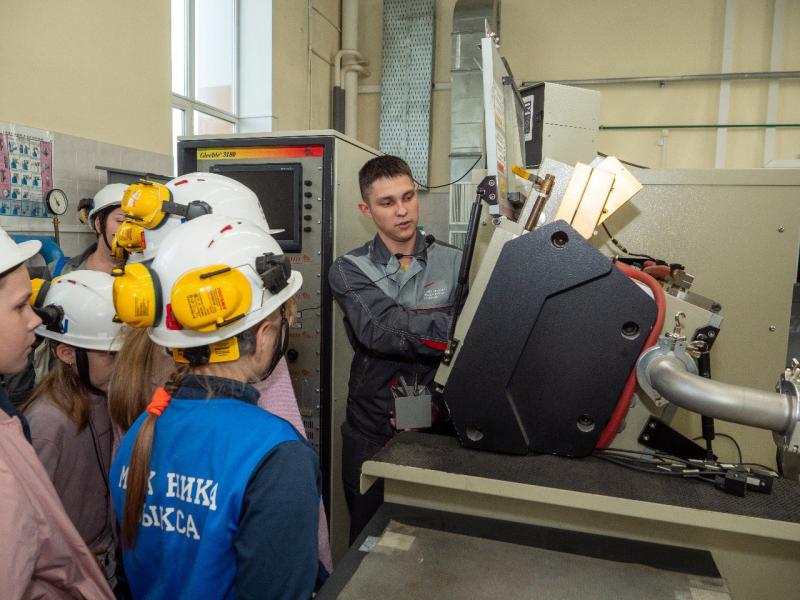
[254,358,334,573]
[0,412,114,599]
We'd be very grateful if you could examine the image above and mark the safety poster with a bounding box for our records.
[0,122,54,217]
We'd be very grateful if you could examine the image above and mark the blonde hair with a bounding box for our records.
[22,346,91,430]
[107,328,158,432]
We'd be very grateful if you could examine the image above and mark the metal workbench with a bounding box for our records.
[358,432,800,599]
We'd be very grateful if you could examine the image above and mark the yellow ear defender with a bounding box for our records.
[111,263,162,328]
[171,337,242,365]
[169,265,252,332]
[30,277,52,308]
[111,220,148,259]
[121,181,174,230]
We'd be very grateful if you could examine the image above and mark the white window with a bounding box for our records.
[171,0,238,170]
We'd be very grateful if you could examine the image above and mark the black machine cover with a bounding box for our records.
[443,221,657,457]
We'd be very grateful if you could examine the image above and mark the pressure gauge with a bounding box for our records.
[46,188,68,215]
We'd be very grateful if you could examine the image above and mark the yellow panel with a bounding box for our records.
[596,156,642,224]
[571,167,614,238]
[554,162,592,224]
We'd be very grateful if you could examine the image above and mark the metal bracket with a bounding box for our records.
[638,416,710,460]
[636,335,699,406]
[477,175,498,207]
[442,337,460,366]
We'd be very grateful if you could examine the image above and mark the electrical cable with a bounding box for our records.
[343,235,437,293]
[595,447,774,491]
[601,223,656,261]
[597,152,650,170]
[695,433,743,464]
[717,433,743,464]
[741,463,779,475]
[595,262,666,448]
[413,156,482,190]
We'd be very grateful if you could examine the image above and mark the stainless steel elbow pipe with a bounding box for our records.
[646,353,794,434]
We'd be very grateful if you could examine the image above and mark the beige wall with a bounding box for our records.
[355,0,799,174]
[272,0,341,131]
[0,0,172,156]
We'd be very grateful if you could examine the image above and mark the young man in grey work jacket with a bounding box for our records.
[329,155,461,542]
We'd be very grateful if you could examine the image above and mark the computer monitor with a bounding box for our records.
[209,162,302,252]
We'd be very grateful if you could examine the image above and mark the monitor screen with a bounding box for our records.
[209,163,302,252]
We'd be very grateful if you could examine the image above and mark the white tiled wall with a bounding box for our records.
[1,129,172,259]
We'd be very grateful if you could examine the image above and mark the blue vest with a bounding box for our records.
[110,396,302,599]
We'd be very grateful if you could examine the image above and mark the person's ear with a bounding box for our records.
[253,318,275,356]
[55,343,76,366]
[358,201,373,220]
[92,215,102,236]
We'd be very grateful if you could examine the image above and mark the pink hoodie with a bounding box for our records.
[253,358,334,574]
[0,411,114,599]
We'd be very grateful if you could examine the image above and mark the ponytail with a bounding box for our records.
[121,364,189,547]
[108,328,157,432]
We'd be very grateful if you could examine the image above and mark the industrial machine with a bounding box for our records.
[177,130,380,554]
[434,157,800,487]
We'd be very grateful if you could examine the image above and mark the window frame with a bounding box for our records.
[172,0,238,142]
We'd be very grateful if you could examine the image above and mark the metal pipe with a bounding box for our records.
[522,70,800,87]
[601,123,800,130]
[648,354,793,433]
[342,0,360,138]
[342,64,370,79]
[334,49,365,88]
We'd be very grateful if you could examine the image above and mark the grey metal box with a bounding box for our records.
[520,82,600,167]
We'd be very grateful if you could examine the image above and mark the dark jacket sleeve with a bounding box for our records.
[234,440,321,600]
[328,256,452,360]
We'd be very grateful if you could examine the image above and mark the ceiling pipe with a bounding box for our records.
[522,70,800,87]
[342,0,360,138]
[334,49,366,88]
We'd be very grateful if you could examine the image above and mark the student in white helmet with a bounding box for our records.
[110,214,322,599]
[0,226,113,598]
[0,183,127,423]
[22,270,124,589]
[66,182,129,274]
[109,172,333,572]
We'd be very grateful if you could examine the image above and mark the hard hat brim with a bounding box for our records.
[0,239,41,274]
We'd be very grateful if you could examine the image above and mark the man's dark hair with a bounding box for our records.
[358,155,413,201]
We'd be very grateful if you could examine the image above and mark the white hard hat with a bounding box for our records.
[36,270,125,352]
[117,172,280,263]
[113,214,301,353]
[0,226,40,274]
[87,183,128,222]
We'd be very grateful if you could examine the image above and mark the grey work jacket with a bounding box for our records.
[329,233,461,441]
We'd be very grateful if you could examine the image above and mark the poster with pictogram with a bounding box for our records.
[0,122,54,217]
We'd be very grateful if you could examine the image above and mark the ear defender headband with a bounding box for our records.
[111,263,163,329]
[255,252,291,294]
[29,278,66,333]
[77,197,94,225]
[121,180,213,231]
[30,278,51,308]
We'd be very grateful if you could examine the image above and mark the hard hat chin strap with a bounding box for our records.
[75,348,107,397]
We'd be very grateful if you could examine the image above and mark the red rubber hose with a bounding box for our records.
[595,261,666,449]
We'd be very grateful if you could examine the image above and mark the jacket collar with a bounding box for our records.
[65,241,98,271]
[368,231,427,266]
[172,375,260,405]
